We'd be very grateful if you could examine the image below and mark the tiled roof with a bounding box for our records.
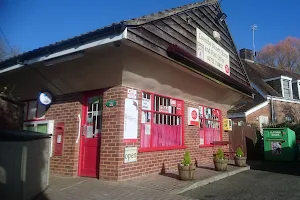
[0,0,216,70]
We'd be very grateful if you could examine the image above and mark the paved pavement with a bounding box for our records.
[182,168,300,200]
[36,177,196,200]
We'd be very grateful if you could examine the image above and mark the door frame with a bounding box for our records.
[78,90,104,177]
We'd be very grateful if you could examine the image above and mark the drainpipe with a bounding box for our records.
[271,96,275,123]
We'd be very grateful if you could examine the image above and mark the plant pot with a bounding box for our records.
[234,156,247,167]
[178,163,196,180]
[213,158,228,171]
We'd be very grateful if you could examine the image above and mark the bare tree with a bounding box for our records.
[257,37,300,72]
[0,38,19,62]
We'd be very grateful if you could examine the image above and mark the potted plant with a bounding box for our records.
[234,147,247,167]
[213,148,228,171]
[178,151,196,180]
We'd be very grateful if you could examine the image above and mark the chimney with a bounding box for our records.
[239,48,254,63]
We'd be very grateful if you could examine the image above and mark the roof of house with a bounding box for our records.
[229,60,300,114]
[0,0,216,70]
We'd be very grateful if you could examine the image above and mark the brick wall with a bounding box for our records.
[246,104,270,125]
[0,94,23,130]
[46,93,82,176]
[112,86,229,180]
[273,101,300,122]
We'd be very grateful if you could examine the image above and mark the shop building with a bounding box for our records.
[0,1,253,180]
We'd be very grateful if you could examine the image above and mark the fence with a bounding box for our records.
[228,122,262,160]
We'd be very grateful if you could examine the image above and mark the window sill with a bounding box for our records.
[199,142,229,148]
[138,146,187,152]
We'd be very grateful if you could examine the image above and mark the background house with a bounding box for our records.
[229,48,300,130]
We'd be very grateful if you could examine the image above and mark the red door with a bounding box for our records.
[79,95,103,177]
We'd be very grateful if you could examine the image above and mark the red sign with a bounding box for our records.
[176,102,182,115]
[225,64,230,75]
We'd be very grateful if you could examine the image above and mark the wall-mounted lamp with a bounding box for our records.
[213,31,221,42]
[217,12,227,22]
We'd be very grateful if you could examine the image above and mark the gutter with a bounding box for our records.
[0,23,127,74]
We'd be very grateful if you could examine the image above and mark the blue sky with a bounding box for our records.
[1,0,300,53]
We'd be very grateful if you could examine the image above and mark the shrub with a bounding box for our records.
[181,151,192,166]
[236,147,244,157]
[215,148,225,160]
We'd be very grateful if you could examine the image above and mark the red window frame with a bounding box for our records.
[199,105,223,147]
[23,99,46,122]
[139,91,186,152]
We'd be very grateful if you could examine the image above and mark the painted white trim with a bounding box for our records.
[292,80,300,99]
[281,77,293,98]
[228,113,245,118]
[267,96,300,104]
[245,101,269,116]
[76,114,81,144]
[264,75,292,82]
[250,81,266,97]
[0,29,127,74]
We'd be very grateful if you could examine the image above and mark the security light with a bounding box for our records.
[217,13,227,22]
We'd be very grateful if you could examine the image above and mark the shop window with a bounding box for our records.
[23,120,54,157]
[199,106,222,146]
[140,92,184,151]
[24,100,47,121]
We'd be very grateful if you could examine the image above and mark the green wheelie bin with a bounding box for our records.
[263,128,296,161]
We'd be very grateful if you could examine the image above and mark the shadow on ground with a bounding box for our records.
[248,160,300,176]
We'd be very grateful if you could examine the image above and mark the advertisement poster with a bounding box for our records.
[170,99,176,107]
[127,89,137,99]
[199,106,203,119]
[188,107,199,126]
[124,98,138,143]
[271,142,282,155]
[176,101,182,115]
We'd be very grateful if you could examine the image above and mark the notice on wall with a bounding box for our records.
[124,146,138,163]
[188,107,199,126]
[196,28,230,76]
[57,135,62,144]
[124,98,138,143]
[142,98,151,110]
[127,89,137,99]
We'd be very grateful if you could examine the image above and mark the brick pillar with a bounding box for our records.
[99,85,126,180]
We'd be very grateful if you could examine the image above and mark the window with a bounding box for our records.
[285,115,294,123]
[279,76,293,99]
[23,120,54,157]
[24,100,47,121]
[140,92,184,151]
[199,106,222,146]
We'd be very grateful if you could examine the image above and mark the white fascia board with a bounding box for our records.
[228,113,245,118]
[245,100,269,116]
[281,76,293,81]
[267,96,300,104]
[0,28,127,74]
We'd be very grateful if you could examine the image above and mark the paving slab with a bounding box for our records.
[36,161,250,200]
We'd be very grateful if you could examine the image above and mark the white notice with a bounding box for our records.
[124,147,138,163]
[196,28,230,76]
[124,98,138,142]
[127,89,137,99]
[142,98,151,110]
[57,135,62,144]
[145,124,151,135]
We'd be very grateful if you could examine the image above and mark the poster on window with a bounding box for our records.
[199,106,203,119]
[142,98,151,110]
[205,107,212,119]
[176,101,182,115]
[170,99,176,107]
[212,109,220,120]
[188,107,199,126]
[124,98,138,143]
[271,142,282,155]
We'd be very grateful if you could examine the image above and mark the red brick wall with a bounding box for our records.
[46,93,82,176]
[246,104,270,125]
[111,86,229,180]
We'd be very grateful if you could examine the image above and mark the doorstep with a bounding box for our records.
[124,160,250,194]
